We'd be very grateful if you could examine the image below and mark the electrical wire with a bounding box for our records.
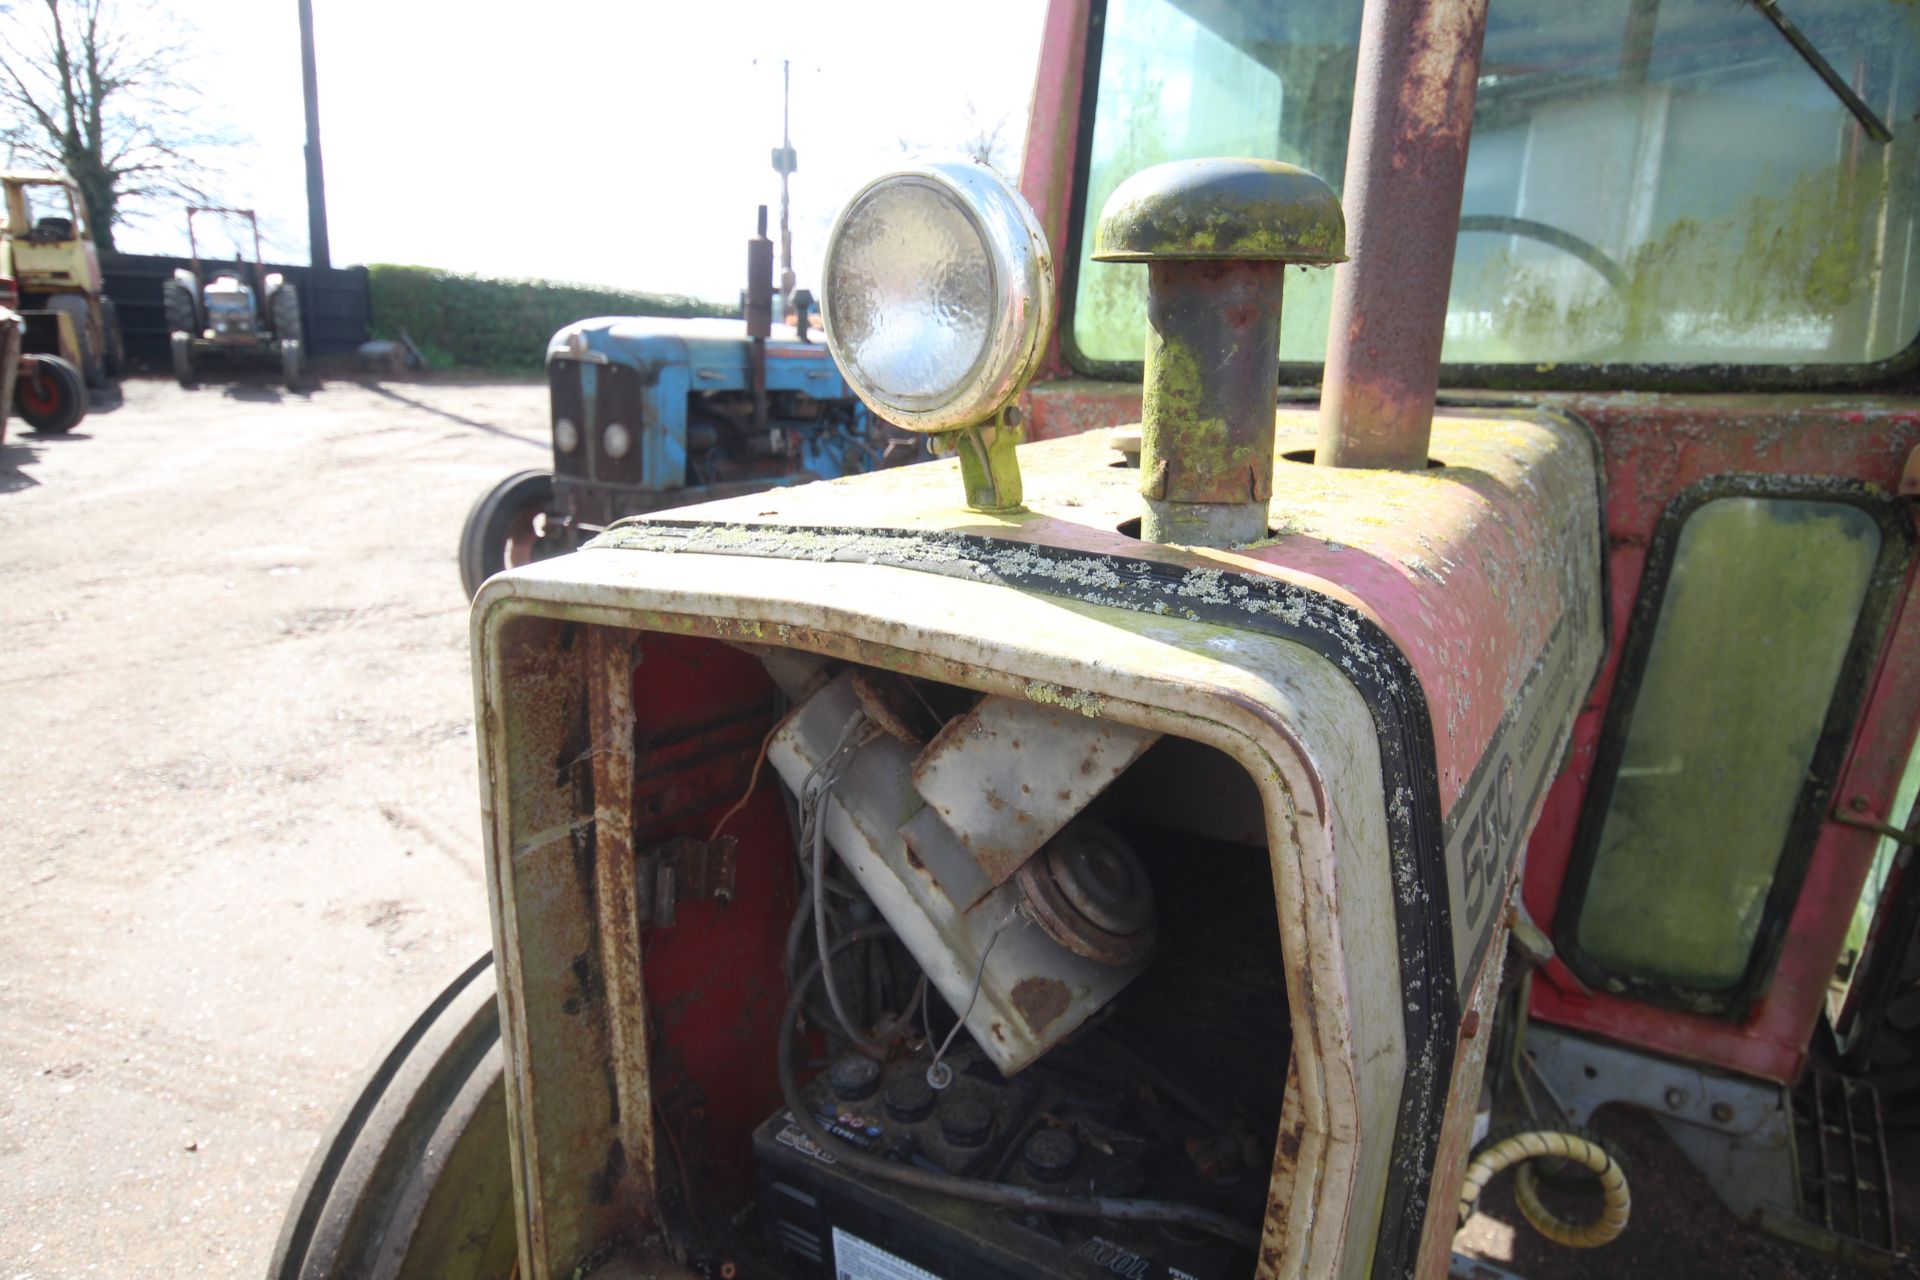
[707,720,781,843]
[802,712,884,1053]
[780,926,1261,1250]
[925,912,1015,1089]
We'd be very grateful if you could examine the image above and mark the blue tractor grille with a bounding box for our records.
[592,363,644,486]
[549,362,587,481]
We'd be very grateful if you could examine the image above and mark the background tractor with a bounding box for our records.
[162,206,306,391]
[456,206,914,599]
[0,170,122,414]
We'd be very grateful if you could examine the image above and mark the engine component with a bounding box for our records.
[911,694,1159,891]
[766,670,1153,1074]
[1014,823,1157,965]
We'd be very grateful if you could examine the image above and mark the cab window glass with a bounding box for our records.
[22,184,76,237]
[1574,498,1880,990]
[1075,0,1920,369]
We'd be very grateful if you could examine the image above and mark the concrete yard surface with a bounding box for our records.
[0,375,545,1277]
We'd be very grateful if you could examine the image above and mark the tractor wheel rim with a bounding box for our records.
[19,374,57,414]
[504,510,544,570]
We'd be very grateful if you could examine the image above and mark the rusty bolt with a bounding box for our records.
[1093,158,1344,548]
[1711,1102,1735,1124]
[1664,1086,1688,1111]
[1850,795,1871,812]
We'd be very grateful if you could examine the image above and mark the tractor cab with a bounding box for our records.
[276,1,1920,1278]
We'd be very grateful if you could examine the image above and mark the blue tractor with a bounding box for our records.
[457,209,907,598]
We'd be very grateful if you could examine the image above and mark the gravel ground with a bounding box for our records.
[0,375,1911,1278]
[0,373,544,1277]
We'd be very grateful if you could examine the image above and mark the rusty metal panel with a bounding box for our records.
[1317,0,1490,470]
[911,693,1158,890]
[584,628,658,1229]
[478,548,1406,1279]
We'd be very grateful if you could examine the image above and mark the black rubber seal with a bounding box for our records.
[589,519,1458,1279]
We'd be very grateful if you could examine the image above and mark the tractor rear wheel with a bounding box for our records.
[269,953,517,1280]
[171,332,197,389]
[273,282,305,344]
[458,468,562,599]
[14,355,88,433]
[162,278,198,336]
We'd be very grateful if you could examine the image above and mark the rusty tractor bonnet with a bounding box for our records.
[821,156,1054,513]
[1094,157,1344,548]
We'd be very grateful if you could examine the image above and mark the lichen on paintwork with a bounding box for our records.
[1023,680,1105,718]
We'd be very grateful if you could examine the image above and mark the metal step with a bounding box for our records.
[1792,1070,1899,1259]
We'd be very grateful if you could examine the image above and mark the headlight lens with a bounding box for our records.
[823,158,1053,434]
[603,422,631,459]
[554,417,579,453]
[827,179,993,409]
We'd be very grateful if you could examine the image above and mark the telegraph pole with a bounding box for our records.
[772,59,798,313]
[298,0,332,269]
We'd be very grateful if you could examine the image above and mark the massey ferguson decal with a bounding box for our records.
[1445,581,1595,994]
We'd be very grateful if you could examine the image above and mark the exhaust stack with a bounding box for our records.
[1094,158,1343,547]
[1316,0,1490,471]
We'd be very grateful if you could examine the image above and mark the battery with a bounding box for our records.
[753,1052,1259,1280]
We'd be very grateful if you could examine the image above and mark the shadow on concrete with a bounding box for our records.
[363,382,543,447]
[0,439,43,493]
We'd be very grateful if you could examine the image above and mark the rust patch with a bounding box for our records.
[1277,1119,1305,1160]
[1010,976,1072,1035]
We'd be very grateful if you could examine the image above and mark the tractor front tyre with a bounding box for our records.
[162,279,198,337]
[282,339,306,392]
[14,356,88,433]
[267,953,517,1280]
[171,332,197,389]
[458,468,561,600]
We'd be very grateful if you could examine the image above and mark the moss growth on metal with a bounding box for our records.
[1093,157,1346,265]
[1022,680,1106,718]
[1141,337,1235,489]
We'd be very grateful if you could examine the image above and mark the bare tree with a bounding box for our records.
[0,0,229,250]
[898,97,1016,174]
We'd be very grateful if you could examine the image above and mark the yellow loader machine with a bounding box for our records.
[0,170,122,433]
[276,0,1920,1277]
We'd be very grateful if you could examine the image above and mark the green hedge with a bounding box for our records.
[366,264,737,371]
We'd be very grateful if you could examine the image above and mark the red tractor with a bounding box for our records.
[273,1,1920,1278]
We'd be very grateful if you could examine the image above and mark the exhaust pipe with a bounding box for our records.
[1316,0,1490,471]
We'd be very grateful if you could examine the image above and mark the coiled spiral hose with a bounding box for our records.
[1458,1125,1631,1248]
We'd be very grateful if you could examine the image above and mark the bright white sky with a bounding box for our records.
[112,1,1050,302]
